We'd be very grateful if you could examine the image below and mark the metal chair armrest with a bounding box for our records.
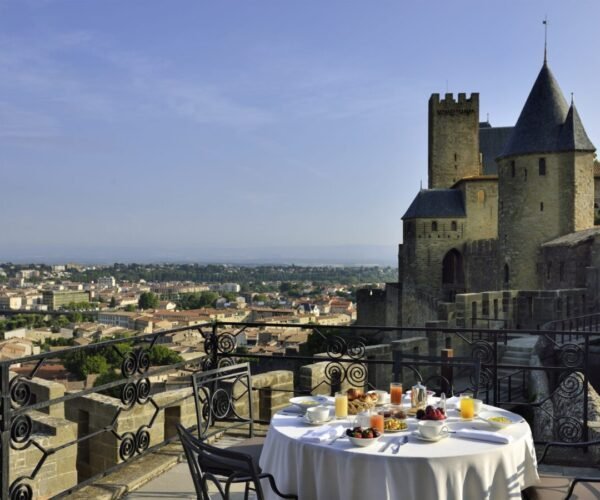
[566,477,600,500]
[257,472,298,500]
[539,439,600,463]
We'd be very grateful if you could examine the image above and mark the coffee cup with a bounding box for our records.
[473,399,483,415]
[306,405,330,423]
[418,420,449,439]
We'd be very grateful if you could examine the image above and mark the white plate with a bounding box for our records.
[301,414,334,426]
[478,411,521,429]
[289,396,333,411]
[412,430,450,442]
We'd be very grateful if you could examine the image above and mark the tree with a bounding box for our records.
[138,292,159,310]
[109,296,117,308]
[124,304,137,312]
[149,345,183,365]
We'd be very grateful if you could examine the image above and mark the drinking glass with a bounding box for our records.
[370,410,384,433]
[390,382,403,405]
[460,393,474,419]
[335,392,348,419]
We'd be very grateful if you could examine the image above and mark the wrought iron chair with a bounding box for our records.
[191,362,265,463]
[177,424,297,500]
[393,352,481,398]
[522,440,600,499]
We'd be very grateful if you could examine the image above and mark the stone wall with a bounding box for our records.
[541,239,592,290]
[463,239,499,293]
[457,178,498,241]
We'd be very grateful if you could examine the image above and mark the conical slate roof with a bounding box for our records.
[500,63,569,158]
[557,103,596,152]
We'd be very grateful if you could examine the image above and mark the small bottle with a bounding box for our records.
[439,392,447,413]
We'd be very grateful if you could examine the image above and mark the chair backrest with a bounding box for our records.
[191,362,254,440]
[177,423,264,500]
[392,352,481,398]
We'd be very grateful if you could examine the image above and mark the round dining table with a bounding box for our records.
[259,401,539,500]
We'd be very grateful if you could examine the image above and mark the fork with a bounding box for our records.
[392,436,408,454]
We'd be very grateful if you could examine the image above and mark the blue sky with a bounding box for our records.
[1,0,599,264]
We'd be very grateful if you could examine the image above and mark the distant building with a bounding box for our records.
[97,276,116,289]
[42,290,90,310]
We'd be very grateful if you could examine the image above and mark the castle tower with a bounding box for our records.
[428,93,481,189]
[497,62,596,290]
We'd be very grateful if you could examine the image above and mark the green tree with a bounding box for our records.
[149,345,183,365]
[109,296,117,308]
[124,304,137,312]
[138,292,159,310]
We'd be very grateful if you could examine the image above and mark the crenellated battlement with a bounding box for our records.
[429,92,479,110]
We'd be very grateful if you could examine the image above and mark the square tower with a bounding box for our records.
[428,93,481,189]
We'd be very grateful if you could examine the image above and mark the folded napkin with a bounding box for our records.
[455,428,513,444]
[300,425,345,443]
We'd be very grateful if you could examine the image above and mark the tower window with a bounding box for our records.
[547,262,552,281]
[451,221,457,231]
[540,202,544,211]
[431,221,438,232]
[511,161,515,177]
[454,153,457,161]
[539,157,546,176]
[559,262,565,281]
[524,168,527,180]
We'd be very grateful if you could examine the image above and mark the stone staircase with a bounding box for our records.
[496,336,538,403]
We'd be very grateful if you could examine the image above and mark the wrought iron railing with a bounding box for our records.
[0,319,596,499]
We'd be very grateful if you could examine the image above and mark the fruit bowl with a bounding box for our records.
[416,405,446,421]
[346,427,381,447]
[348,435,381,447]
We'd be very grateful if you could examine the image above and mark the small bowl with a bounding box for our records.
[479,411,519,429]
[306,405,330,423]
[348,435,381,447]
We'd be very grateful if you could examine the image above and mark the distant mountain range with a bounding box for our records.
[0,244,397,267]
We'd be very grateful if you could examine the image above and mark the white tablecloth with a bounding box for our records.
[259,404,539,500]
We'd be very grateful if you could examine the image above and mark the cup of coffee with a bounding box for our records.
[473,399,483,415]
[306,405,330,423]
[418,420,449,439]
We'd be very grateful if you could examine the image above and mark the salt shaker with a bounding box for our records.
[439,392,447,413]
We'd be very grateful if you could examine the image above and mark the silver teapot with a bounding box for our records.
[411,380,427,409]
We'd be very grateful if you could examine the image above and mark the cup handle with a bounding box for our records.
[441,425,449,433]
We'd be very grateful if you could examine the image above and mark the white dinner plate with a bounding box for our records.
[412,430,450,442]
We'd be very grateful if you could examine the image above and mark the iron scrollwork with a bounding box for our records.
[11,415,32,445]
[119,432,136,461]
[9,480,32,500]
[9,376,32,408]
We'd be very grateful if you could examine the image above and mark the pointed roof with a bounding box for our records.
[557,102,595,152]
[402,189,465,220]
[500,63,570,158]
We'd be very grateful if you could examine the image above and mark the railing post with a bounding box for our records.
[440,348,453,396]
[211,321,219,368]
[1,364,10,500]
[493,332,498,407]
[584,333,590,442]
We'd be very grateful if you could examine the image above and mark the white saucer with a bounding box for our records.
[412,430,450,442]
[301,415,334,426]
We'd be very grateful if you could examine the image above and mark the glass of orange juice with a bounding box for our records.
[335,392,348,419]
[390,382,403,405]
[460,393,474,419]
[370,410,384,433]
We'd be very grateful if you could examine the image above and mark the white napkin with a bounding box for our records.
[300,425,345,443]
[455,428,513,444]
[446,396,460,409]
